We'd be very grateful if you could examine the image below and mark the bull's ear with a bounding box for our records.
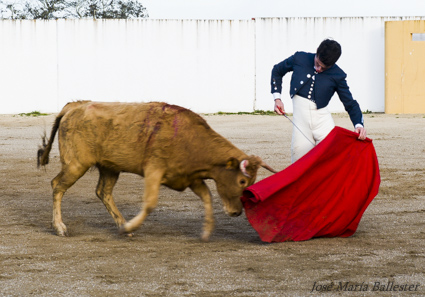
[226,157,239,170]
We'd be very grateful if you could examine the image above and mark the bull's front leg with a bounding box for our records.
[120,167,164,235]
[96,168,126,229]
[190,179,214,242]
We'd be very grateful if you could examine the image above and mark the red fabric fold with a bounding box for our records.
[241,126,380,243]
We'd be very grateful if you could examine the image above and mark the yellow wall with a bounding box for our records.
[386,20,425,113]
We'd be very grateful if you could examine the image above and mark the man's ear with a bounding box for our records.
[226,157,239,170]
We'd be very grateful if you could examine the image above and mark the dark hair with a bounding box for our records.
[316,39,341,67]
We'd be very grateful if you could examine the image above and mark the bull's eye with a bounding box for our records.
[239,179,247,186]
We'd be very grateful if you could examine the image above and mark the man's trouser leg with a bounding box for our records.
[291,95,335,163]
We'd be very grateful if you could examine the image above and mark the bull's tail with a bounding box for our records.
[37,115,61,167]
[37,100,90,168]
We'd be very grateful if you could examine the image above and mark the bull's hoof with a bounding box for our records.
[118,225,127,234]
[53,222,68,237]
[201,231,211,242]
[118,225,134,237]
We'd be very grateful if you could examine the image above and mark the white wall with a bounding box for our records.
[55,19,256,114]
[1,17,423,114]
[0,21,58,113]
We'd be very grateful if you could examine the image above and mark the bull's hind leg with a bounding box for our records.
[190,179,214,242]
[51,164,89,236]
[96,167,126,229]
[120,167,164,235]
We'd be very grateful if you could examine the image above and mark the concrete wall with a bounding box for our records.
[1,17,424,114]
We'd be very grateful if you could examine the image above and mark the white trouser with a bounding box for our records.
[291,95,335,163]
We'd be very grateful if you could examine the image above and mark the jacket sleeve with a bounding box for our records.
[336,76,364,127]
[271,54,295,94]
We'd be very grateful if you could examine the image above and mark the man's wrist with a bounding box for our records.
[355,123,364,129]
[273,92,281,100]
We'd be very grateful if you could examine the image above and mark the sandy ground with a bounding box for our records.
[0,111,424,297]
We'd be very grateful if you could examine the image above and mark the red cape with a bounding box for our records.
[241,126,380,243]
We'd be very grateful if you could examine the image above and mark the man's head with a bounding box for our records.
[315,39,341,72]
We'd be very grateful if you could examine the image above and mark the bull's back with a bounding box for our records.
[58,101,213,175]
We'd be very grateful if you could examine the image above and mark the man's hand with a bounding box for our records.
[274,99,285,115]
[355,126,367,140]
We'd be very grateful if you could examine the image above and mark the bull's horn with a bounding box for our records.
[240,160,251,178]
[261,161,277,173]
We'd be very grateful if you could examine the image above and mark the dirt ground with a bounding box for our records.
[0,111,424,297]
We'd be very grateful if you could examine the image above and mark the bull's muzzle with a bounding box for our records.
[224,208,242,217]
[229,210,242,217]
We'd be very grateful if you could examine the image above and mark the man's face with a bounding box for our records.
[314,55,330,73]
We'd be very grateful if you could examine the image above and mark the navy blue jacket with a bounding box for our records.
[271,51,363,127]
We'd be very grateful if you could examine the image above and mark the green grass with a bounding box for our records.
[18,111,50,117]
[212,109,380,116]
[214,110,277,116]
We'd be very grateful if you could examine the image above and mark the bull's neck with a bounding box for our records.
[201,136,247,178]
[183,122,248,179]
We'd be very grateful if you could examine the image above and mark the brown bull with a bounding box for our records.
[38,101,276,241]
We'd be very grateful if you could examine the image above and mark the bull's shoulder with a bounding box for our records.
[157,102,209,127]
